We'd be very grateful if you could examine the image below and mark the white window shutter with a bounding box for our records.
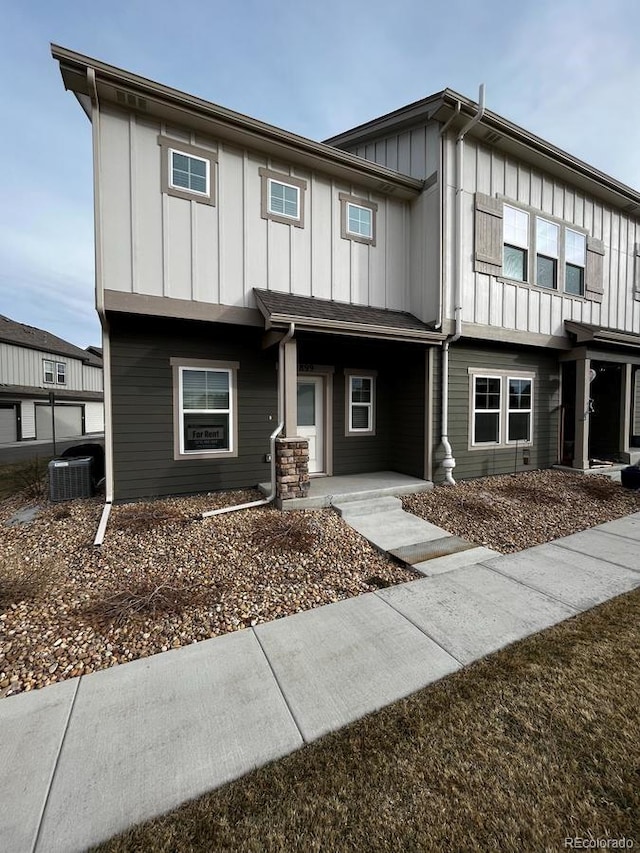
[474,193,503,274]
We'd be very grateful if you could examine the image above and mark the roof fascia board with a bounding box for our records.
[259,309,446,343]
[51,45,423,199]
[0,334,99,366]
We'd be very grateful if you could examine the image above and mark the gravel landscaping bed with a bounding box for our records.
[1,469,638,700]
[0,490,415,699]
[403,468,640,554]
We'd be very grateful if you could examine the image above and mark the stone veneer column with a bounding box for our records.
[275,437,310,501]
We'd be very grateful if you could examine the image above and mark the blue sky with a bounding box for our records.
[1,0,639,347]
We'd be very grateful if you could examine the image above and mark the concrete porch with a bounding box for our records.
[259,470,433,510]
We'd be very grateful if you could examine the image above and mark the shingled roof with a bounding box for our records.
[0,315,102,366]
[254,290,444,343]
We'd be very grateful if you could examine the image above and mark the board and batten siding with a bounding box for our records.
[445,134,640,338]
[82,364,104,392]
[109,314,278,501]
[342,123,441,181]
[99,107,417,317]
[0,343,85,391]
[432,342,560,482]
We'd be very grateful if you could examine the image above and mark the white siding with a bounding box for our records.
[447,134,640,337]
[99,107,414,313]
[346,123,440,180]
[0,343,84,390]
[82,365,103,392]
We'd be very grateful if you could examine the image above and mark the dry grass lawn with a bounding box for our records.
[95,589,640,853]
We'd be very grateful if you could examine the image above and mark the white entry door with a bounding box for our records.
[297,377,324,474]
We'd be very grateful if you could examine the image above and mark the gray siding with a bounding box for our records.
[433,342,560,482]
[110,314,277,500]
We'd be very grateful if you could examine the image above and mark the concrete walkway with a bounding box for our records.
[2,513,640,853]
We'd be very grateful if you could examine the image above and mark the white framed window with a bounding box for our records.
[472,375,502,444]
[43,360,66,384]
[170,149,209,196]
[268,179,299,219]
[171,359,238,460]
[259,168,307,228]
[345,371,376,436]
[470,371,534,448]
[535,217,559,290]
[157,136,217,206]
[503,205,529,282]
[565,229,586,296]
[339,194,378,245]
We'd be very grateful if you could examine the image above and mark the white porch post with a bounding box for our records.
[573,356,591,470]
[283,338,298,438]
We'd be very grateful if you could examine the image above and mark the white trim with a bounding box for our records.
[172,360,239,460]
[471,374,502,446]
[267,178,300,220]
[346,202,373,239]
[169,147,210,197]
[345,371,376,436]
[506,375,533,445]
[469,370,535,449]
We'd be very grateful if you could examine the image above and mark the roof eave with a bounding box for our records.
[51,44,423,200]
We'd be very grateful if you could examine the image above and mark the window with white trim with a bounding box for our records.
[346,374,375,435]
[347,203,372,238]
[535,217,559,290]
[259,168,307,228]
[170,149,209,196]
[471,373,534,447]
[503,205,529,282]
[43,360,66,385]
[565,229,586,296]
[172,361,239,459]
[339,193,377,245]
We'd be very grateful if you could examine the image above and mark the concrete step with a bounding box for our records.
[332,496,403,518]
[389,535,476,566]
[413,546,501,576]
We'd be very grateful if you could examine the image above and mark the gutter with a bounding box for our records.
[201,323,295,519]
[439,85,485,486]
[261,313,445,343]
[87,66,113,546]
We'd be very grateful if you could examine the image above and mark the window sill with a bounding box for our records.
[496,276,587,301]
[469,442,533,451]
[174,449,237,461]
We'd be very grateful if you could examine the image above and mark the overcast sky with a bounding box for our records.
[1,0,639,348]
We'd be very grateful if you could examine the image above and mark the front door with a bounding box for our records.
[297,377,324,474]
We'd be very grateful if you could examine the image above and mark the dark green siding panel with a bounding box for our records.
[109,314,277,501]
[432,342,560,482]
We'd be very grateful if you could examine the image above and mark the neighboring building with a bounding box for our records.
[52,46,640,503]
[0,314,104,444]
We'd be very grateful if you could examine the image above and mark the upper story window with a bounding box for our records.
[43,360,66,385]
[259,168,307,228]
[565,229,586,296]
[170,150,209,196]
[535,218,559,289]
[503,205,529,281]
[339,194,378,246]
[475,193,603,302]
[268,180,299,219]
[157,135,217,206]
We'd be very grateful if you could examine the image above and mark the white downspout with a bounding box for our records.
[201,322,294,518]
[87,67,114,545]
[440,85,485,485]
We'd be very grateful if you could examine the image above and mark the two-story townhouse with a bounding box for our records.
[52,46,640,507]
[53,45,447,505]
[0,314,104,444]
[327,89,640,480]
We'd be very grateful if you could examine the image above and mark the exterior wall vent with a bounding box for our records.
[116,90,148,111]
[484,130,502,145]
[377,182,396,194]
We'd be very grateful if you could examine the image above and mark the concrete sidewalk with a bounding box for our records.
[2,513,639,852]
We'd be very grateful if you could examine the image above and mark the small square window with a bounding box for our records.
[259,168,307,228]
[268,180,299,219]
[171,150,209,195]
[340,194,377,246]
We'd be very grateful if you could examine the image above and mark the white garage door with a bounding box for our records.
[36,405,83,440]
[0,405,18,443]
